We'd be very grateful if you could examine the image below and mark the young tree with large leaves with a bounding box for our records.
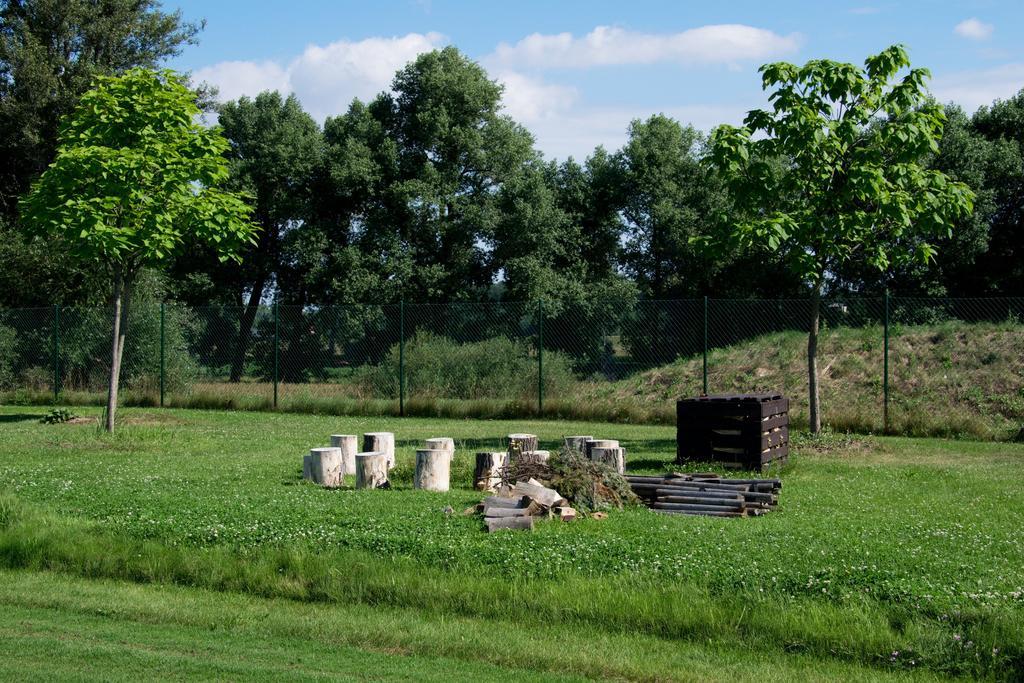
[20,69,255,431]
[709,45,974,433]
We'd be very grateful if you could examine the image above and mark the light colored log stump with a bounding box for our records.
[584,438,619,458]
[513,449,550,466]
[302,454,312,481]
[424,437,454,459]
[329,434,358,479]
[414,449,451,492]
[474,451,508,491]
[590,446,626,474]
[507,433,538,456]
[563,435,593,454]
[309,447,343,488]
[363,432,395,469]
[355,451,389,489]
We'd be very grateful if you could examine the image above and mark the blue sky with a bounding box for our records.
[167,0,1024,160]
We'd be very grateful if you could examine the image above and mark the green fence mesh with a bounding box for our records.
[1,298,1021,437]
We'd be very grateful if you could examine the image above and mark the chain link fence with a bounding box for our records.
[1,298,1022,438]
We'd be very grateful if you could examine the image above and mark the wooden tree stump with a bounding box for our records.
[513,450,550,466]
[355,451,389,489]
[363,432,395,469]
[474,451,508,492]
[564,435,593,455]
[424,437,454,459]
[302,454,312,481]
[585,439,619,458]
[590,446,626,474]
[330,434,358,479]
[507,433,538,459]
[414,449,451,492]
[309,447,343,488]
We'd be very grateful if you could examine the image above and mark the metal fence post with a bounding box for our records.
[273,302,279,409]
[399,298,406,417]
[883,291,890,433]
[537,300,544,415]
[52,304,60,402]
[702,295,709,395]
[159,302,166,407]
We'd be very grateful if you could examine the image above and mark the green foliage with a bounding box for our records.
[20,69,256,271]
[39,408,77,424]
[709,45,975,286]
[357,332,574,400]
[0,323,15,389]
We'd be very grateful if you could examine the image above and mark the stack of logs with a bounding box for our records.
[626,472,781,518]
[472,478,576,533]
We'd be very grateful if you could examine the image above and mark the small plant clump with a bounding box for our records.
[502,448,638,513]
[39,408,77,424]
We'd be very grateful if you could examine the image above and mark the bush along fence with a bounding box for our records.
[1,297,1022,439]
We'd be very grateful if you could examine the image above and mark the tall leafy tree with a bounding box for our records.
[324,47,536,302]
[203,92,323,381]
[0,0,202,306]
[709,45,974,432]
[20,69,255,431]
[617,115,727,299]
[970,90,1024,295]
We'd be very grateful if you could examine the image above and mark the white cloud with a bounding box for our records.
[954,18,994,41]
[495,71,578,122]
[490,24,800,69]
[932,63,1024,112]
[521,103,758,161]
[192,32,445,120]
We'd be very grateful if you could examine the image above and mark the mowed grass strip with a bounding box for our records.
[0,569,945,682]
[1,405,1023,677]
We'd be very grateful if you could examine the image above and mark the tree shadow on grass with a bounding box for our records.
[0,413,43,423]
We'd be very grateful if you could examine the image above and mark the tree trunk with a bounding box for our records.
[355,452,390,489]
[229,274,266,383]
[309,447,343,488]
[363,432,395,469]
[414,449,451,491]
[808,284,822,434]
[474,451,508,492]
[329,434,359,480]
[105,269,128,433]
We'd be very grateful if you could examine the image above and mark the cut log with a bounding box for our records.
[309,447,343,488]
[414,448,451,492]
[507,433,538,456]
[590,446,625,474]
[513,449,550,466]
[482,495,528,509]
[653,502,747,514]
[302,454,312,481]
[584,439,618,458]
[512,480,566,508]
[363,432,395,469]
[425,437,454,459]
[355,451,389,489]
[554,506,577,522]
[563,435,593,454]
[658,496,744,508]
[486,516,534,533]
[474,451,508,492]
[654,509,742,518]
[329,434,358,479]
[483,506,533,518]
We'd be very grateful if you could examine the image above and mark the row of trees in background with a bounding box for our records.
[0,1,1018,434]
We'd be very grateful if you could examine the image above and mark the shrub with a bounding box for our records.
[0,323,16,389]
[355,332,575,400]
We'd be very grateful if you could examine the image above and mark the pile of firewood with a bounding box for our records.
[626,473,781,518]
[469,478,578,532]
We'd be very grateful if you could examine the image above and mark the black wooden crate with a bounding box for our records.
[676,393,789,471]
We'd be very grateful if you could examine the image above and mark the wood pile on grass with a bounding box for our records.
[470,448,639,532]
[626,472,781,518]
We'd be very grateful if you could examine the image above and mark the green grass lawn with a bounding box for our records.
[1,404,1023,680]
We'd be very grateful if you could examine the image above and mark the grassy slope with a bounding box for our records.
[0,570,948,682]
[1,405,1023,678]
[583,322,1024,438]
